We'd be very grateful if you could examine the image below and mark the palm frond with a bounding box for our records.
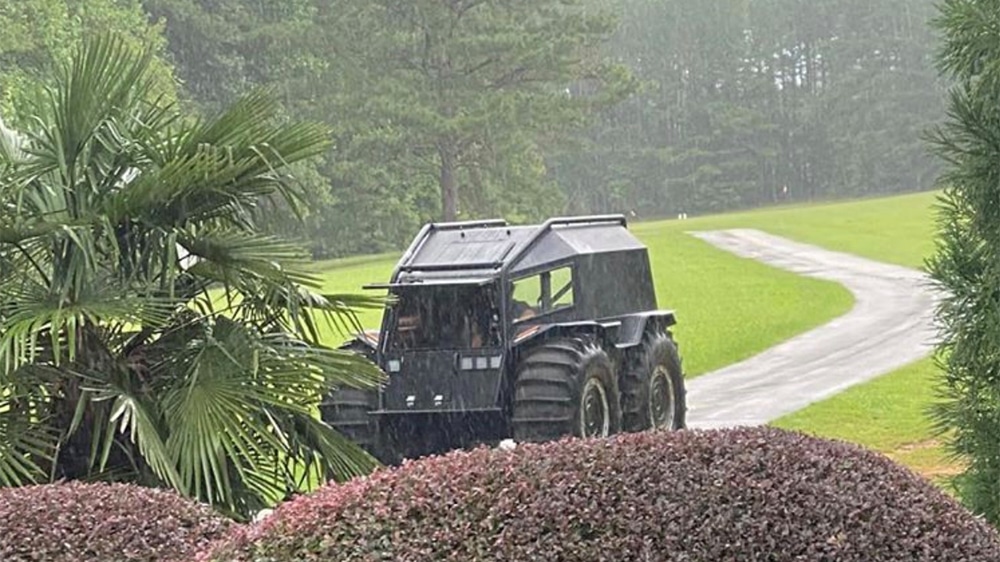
[0,407,57,486]
[256,330,384,393]
[0,364,60,486]
[0,32,363,520]
[21,34,156,186]
[100,390,185,492]
[1,288,175,365]
[0,113,27,168]
[180,227,318,287]
[105,89,330,230]
[235,285,387,345]
[148,317,381,511]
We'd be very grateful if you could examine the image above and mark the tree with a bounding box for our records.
[0,34,384,519]
[554,0,944,220]
[926,0,1000,526]
[328,0,634,222]
[0,0,176,120]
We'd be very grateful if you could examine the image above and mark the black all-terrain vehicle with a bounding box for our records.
[321,215,685,462]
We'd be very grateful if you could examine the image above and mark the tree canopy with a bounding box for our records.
[555,0,945,218]
[141,0,946,257]
[0,0,176,119]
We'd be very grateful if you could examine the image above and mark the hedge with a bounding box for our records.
[204,427,1000,561]
[0,481,231,562]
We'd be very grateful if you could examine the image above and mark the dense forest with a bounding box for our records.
[0,0,945,257]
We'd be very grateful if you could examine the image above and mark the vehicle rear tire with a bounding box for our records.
[621,330,686,432]
[512,337,622,442]
[319,341,380,452]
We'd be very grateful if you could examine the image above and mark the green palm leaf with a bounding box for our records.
[0,382,58,486]
[154,318,380,512]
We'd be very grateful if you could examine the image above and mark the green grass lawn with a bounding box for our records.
[651,190,939,269]
[314,220,855,377]
[315,190,940,379]
[772,358,959,483]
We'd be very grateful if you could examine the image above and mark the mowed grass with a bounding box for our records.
[316,191,938,377]
[656,190,939,269]
[632,226,852,376]
[315,223,855,377]
[772,358,959,484]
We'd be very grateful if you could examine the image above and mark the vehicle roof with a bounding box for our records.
[383,215,646,286]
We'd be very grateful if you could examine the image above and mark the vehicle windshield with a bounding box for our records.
[389,285,501,351]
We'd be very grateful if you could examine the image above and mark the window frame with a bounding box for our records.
[510,263,576,323]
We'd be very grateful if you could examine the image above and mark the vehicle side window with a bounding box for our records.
[548,267,574,310]
[512,266,574,320]
[512,275,542,320]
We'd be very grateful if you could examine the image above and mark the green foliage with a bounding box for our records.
[204,428,1000,562]
[0,0,176,121]
[326,0,631,224]
[926,0,1000,525]
[148,0,632,256]
[130,0,949,259]
[0,34,384,520]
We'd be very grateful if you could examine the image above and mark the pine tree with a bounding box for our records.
[927,0,1000,525]
[334,0,633,222]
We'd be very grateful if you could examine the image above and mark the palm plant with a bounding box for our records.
[0,34,384,519]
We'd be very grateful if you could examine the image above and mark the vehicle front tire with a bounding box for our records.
[621,330,686,432]
[512,337,622,442]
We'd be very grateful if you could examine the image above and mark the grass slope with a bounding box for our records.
[772,358,957,483]
[658,191,938,269]
[315,224,854,377]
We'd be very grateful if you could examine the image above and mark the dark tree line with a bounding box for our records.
[556,0,946,219]
[0,0,947,257]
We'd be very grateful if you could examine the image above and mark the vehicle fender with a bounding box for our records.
[511,320,616,349]
[615,311,677,349]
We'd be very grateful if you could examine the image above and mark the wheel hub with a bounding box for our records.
[581,377,610,437]
[649,365,675,430]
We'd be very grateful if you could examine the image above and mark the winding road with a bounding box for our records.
[684,229,940,429]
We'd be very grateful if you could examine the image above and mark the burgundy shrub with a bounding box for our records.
[0,481,232,562]
[204,427,1000,562]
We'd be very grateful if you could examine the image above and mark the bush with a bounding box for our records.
[0,481,232,562]
[204,427,1000,562]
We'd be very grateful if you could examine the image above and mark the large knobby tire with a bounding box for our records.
[319,342,380,451]
[621,330,686,432]
[512,337,622,443]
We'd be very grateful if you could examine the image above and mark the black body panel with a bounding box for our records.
[380,349,505,412]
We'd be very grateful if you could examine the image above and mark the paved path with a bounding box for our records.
[685,229,940,429]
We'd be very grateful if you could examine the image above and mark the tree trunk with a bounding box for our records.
[439,145,458,222]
